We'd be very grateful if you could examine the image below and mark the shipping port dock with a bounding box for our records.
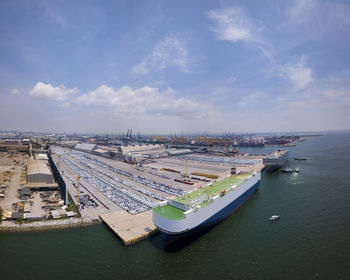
[49,144,267,245]
[100,210,157,245]
[0,131,305,246]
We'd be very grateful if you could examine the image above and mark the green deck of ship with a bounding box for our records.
[153,172,250,220]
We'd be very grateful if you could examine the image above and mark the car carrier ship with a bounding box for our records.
[263,149,288,172]
[152,170,261,244]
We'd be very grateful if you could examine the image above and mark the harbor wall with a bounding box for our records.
[0,217,101,232]
[48,152,67,204]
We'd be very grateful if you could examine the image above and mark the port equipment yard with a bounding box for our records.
[0,153,25,211]
[0,150,67,222]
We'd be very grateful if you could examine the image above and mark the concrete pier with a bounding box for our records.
[100,210,158,245]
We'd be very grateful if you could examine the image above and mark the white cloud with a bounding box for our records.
[59,102,71,108]
[207,7,273,61]
[132,35,191,75]
[275,70,350,109]
[287,0,350,39]
[218,70,350,132]
[29,82,79,101]
[288,0,316,22]
[321,87,350,104]
[263,70,350,129]
[280,57,313,91]
[317,71,350,104]
[77,85,212,118]
[208,7,253,42]
[11,88,22,95]
[238,92,267,106]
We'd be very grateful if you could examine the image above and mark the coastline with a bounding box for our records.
[0,217,102,232]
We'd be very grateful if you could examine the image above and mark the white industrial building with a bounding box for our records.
[74,143,97,152]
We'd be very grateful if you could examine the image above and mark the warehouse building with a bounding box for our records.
[52,209,68,219]
[93,148,111,158]
[119,144,163,155]
[117,144,165,160]
[74,143,97,153]
[0,139,28,152]
[167,149,193,156]
[27,159,54,184]
[124,153,146,163]
[24,212,42,221]
[11,212,24,220]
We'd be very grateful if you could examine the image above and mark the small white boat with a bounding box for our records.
[269,215,280,221]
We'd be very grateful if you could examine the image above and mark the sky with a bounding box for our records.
[0,0,350,135]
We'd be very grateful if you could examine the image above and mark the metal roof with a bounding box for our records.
[93,148,110,154]
[120,144,164,154]
[24,213,42,219]
[75,143,96,151]
[22,187,31,195]
[167,149,193,155]
[52,209,67,217]
[36,153,48,160]
[27,159,52,175]
[11,212,24,219]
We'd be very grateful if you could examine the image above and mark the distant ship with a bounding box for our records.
[238,143,264,147]
[263,150,288,172]
[153,171,261,245]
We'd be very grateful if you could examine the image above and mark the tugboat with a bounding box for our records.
[269,215,280,221]
[282,167,300,173]
[282,167,294,173]
[294,157,307,161]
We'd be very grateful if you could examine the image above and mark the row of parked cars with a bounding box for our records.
[72,154,166,202]
[62,156,153,215]
[81,153,183,196]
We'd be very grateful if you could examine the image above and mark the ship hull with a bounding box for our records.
[161,180,260,245]
[263,150,288,172]
[265,164,283,172]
